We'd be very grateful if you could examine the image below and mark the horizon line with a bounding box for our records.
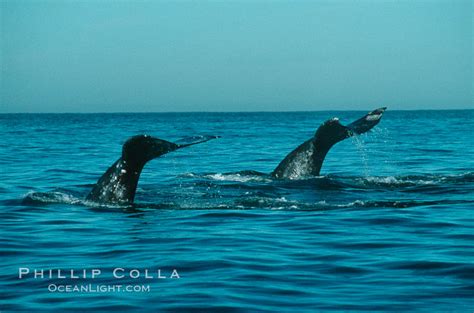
[1,108,473,114]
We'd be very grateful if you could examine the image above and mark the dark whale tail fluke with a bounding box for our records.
[86,134,218,205]
[272,107,387,179]
[346,107,387,135]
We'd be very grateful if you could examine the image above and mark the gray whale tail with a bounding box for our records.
[272,107,387,179]
[86,135,218,205]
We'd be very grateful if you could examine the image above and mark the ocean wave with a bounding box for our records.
[23,191,83,205]
[20,172,473,211]
[233,197,473,211]
[204,173,271,183]
[356,172,474,187]
[188,171,474,192]
[181,171,271,183]
[22,191,130,209]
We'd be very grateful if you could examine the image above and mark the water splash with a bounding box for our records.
[23,191,130,209]
[23,191,83,205]
[204,173,271,183]
[350,134,370,177]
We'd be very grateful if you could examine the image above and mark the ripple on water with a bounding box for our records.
[1,111,474,311]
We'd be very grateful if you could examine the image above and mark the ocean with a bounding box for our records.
[1,110,473,312]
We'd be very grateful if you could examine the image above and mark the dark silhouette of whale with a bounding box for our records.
[86,108,385,204]
[86,135,218,204]
[271,107,386,179]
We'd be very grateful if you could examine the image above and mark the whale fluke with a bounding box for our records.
[346,107,386,135]
[272,107,386,179]
[86,134,218,204]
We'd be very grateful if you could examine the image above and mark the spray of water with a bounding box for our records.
[350,134,370,177]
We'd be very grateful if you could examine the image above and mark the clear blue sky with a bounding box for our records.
[1,0,472,113]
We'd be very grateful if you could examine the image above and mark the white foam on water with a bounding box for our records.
[24,191,130,209]
[359,175,438,186]
[24,191,82,205]
[205,173,270,183]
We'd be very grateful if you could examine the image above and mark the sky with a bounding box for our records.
[0,0,472,113]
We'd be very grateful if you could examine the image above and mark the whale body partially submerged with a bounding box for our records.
[86,135,218,204]
[87,107,386,205]
[272,107,387,179]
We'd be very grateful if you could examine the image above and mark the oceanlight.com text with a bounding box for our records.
[48,283,151,293]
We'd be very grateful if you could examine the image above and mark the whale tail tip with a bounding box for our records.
[346,106,387,135]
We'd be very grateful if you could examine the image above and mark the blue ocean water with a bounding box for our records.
[0,110,473,312]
